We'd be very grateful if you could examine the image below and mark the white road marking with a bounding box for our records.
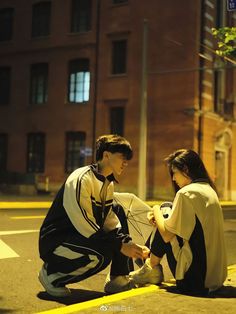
[10,216,45,219]
[0,229,39,236]
[0,230,39,259]
[0,239,19,259]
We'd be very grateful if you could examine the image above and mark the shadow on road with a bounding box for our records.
[163,284,236,298]
[37,288,105,305]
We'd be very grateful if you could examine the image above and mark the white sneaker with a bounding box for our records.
[129,258,164,285]
[38,265,71,297]
[104,274,136,294]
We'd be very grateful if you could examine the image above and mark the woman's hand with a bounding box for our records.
[147,211,156,226]
[147,209,157,226]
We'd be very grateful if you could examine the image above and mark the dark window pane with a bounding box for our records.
[68,59,90,103]
[0,134,8,171]
[0,67,11,105]
[110,107,124,136]
[112,40,127,74]
[32,2,51,37]
[0,8,14,41]
[71,0,91,33]
[30,63,48,104]
[65,132,86,172]
[27,133,45,173]
[216,0,223,28]
[113,0,128,4]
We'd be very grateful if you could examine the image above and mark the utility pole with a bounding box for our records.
[92,0,101,161]
[138,19,148,200]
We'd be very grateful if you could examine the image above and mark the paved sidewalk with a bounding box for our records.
[0,194,236,208]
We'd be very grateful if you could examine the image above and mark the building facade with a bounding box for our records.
[0,0,236,200]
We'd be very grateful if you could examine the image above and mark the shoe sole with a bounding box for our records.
[38,269,71,297]
[104,280,136,294]
[131,276,164,285]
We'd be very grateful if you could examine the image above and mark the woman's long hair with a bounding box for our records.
[165,149,217,194]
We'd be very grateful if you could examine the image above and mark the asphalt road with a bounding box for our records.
[0,206,236,314]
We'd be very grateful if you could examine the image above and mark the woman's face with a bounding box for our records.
[172,166,192,188]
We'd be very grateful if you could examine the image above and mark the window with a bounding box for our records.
[65,132,86,172]
[0,134,8,171]
[32,2,51,37]
[216,0,223,28]
[112,40,127,74]
[110,107,124,136]
[68,59,90,103]
[0,67,11,105]
[214,64,225,114]
[213,0,225,114]
[27,133,45,173]
[113,0,128,4]
[30,63,48,104]
[71,0,92,33]
[0,8,14,41]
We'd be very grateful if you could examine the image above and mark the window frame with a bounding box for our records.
[68,58,90,103]
[0,66,11,105]
[31,1,51,38]
[30,63,48,105]
[112,0,129,5]
[65,131,86,173]
[70,0,92,33]
[0,133,8,172]
[110,106,125,136]
[111,39,127,75]
[0,7,14,42]
[27,133,45,173]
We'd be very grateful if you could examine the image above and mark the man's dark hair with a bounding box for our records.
[95,134,133,162]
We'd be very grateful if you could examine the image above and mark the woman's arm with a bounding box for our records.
[153,205,175,243]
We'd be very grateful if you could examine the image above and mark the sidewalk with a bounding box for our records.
[36,265,236,314]
[0,193,236,209]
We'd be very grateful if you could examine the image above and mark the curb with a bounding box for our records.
[1,201,236,209]
[35,265,236,314]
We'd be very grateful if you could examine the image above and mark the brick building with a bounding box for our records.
[0,0,236,200]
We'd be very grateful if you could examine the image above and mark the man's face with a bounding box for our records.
[107,152,129,175]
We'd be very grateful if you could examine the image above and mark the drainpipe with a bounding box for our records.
[198,0,205,157]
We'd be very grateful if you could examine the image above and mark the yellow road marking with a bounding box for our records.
[11,216,45,219]
[0,202,51,209]
[227,265,236,275]
[1,200,234,209]
[36,265,236,314]
[36,285,162,314]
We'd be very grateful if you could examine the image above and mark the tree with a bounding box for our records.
[212,27,236,60]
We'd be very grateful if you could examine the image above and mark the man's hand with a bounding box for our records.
[139,245,150,259]
[120,242,145,259]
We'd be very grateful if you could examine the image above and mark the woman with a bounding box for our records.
[130,149,227,296]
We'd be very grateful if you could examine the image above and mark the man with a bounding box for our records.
[38,134,147,297]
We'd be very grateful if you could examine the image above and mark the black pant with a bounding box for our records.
[147,228,208,296]
[43,204,133,287]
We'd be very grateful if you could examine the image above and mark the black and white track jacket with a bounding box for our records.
[39,164,131,258]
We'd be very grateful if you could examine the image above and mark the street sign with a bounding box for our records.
[227,0,236,11]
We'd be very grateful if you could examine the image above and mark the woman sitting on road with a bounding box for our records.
[130,149,227,296]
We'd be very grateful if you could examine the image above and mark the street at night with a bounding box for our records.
[0,202,236,313]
